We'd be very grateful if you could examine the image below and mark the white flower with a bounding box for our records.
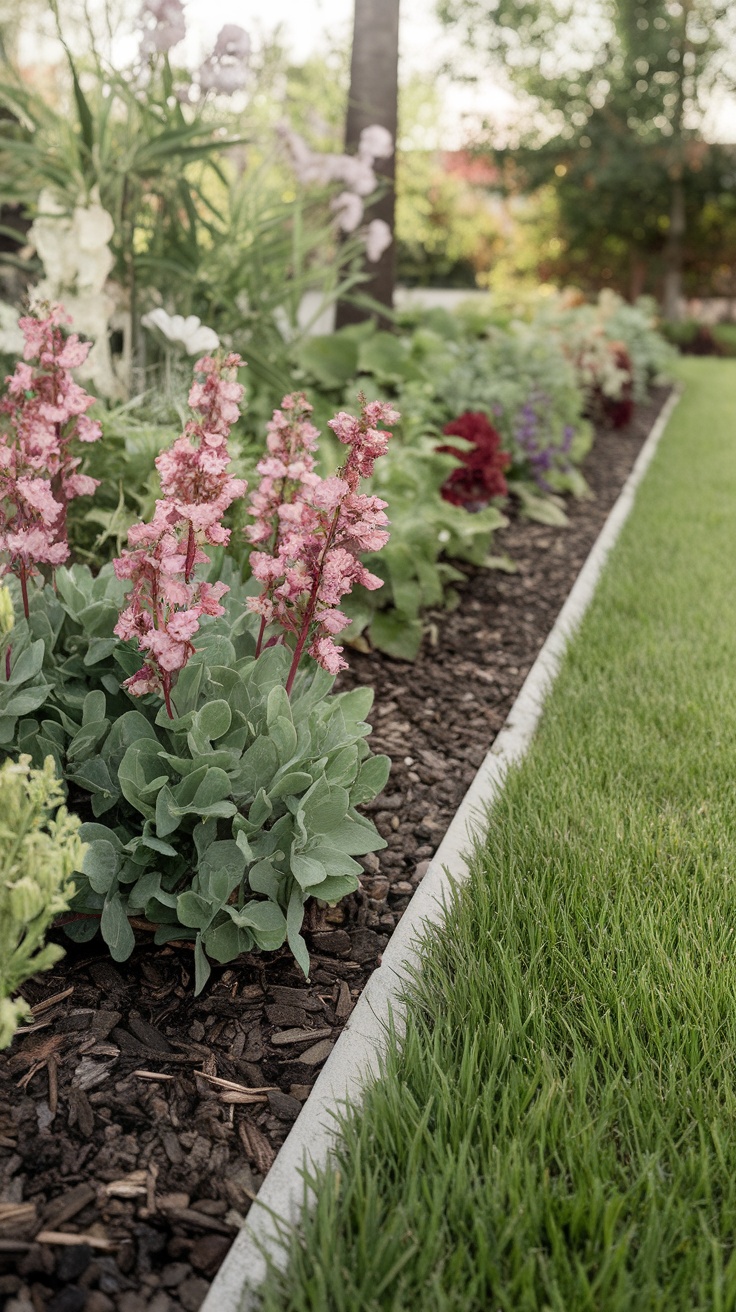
[359,125,393,162]
[141,308,220,355]
[365,219,392,263]
[335,154,377,197]
[198,23,250,95]
[331,191,364,234]
[0,303,24,355]
[28,188,120,397]
[213,24,250,61]
[140,0,186,55]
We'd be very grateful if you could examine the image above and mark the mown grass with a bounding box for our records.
[259,359,736,1312]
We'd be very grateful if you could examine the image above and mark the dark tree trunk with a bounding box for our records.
[662,173,686,321]
[335,0,400,329]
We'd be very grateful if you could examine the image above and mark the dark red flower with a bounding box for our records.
[437,411,511,510]
[601,345,634,429]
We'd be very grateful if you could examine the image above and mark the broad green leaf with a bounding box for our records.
[270,715,298,764]
[100,893,136,962]
[293,333,358,388]
[204,918,253,964]
[194,935,211,995]
[287,883,310,978]
[314,873,360,903]
[177,891,215,930]
[7,639,44,685]
[269,770,313,801]
[352,754,392,805]
[369,610,423,661]
[82,840,119,895]
[193,699,232,741]
[291,853,327,889]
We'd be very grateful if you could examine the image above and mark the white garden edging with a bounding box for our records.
[202,385,683,1312]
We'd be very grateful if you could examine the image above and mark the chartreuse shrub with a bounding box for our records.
[258,361,736,1312]
[0,752,84,1048]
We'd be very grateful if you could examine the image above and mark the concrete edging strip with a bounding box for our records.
[203,384,683,1312]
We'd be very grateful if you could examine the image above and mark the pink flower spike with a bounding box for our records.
[113,351,246,713]
[246,391,398,691]
[0,302,101,614]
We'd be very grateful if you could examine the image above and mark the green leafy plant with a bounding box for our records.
[340,435,507,661]
[0,752,83,1048]
[0,567,389,993]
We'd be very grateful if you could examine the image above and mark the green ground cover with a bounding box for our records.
[259,359,736,1311]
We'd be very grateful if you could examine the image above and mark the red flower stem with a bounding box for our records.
[162,672,175,720]
[184,521,197,583]
[5,646,10,681]
[19,562,29,620]
[285,506,340,697]
[255,612,267,659]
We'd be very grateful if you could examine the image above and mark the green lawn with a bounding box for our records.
[260,359,736,1312]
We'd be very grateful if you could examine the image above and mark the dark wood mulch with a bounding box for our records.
[0,388,670,1312]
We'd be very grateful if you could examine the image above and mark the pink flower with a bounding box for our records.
[308,634,347,675]
[113,354,246,716]
[246,393,397,690]
[0,303,101,614]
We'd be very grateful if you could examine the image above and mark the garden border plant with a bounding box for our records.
[199,384,683,1312]
[0,302,402,1007]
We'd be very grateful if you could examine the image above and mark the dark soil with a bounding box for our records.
[0,388,670,1312]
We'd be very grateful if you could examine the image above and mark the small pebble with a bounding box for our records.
[297,1039,334,1066]
[83,1295,115,1312]
[179,1275,210,1311]
[160,1262,191,1289]
[390,816,400,831]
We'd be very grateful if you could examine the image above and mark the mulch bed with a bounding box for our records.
[0,388,670,1312]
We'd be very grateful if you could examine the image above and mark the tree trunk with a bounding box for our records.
[662,174,686,321]
[335,0,400,329]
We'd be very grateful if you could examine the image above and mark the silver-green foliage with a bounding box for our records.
[0,755,83,1049]
[0,565,390,993]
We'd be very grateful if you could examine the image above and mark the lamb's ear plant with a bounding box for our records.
[0,754,84,1049]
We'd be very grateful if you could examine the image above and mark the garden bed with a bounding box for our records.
[0,386,669,1312]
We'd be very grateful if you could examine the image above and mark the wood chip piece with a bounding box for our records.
[194,1072,275,1099]
[36,1230,114,1251]
[132,1070,175,1082]
[47,1054,58,1118]
[43,1184,95,1230]
[8,1033,66,1074]
[31,987,75,1016]
[270,1027,331,1047]
[334,981,353,1020]
[156,1207,236,1236]
[238,1121,275,1174]
[67,1086,95,1138]
[297,1039,334,1066]
[101,1170,148,1199]
[0,1203,37,1239]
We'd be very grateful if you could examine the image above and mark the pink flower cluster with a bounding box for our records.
[247,393,397,692]
[114,354,246,715]
[0,304,101,616]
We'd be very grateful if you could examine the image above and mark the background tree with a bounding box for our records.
[438,0,736,314]
[335,0,400,327]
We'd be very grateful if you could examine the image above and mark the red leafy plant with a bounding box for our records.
[600,343,634,428]
[437,410,511,511]
[0,304,101,617]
